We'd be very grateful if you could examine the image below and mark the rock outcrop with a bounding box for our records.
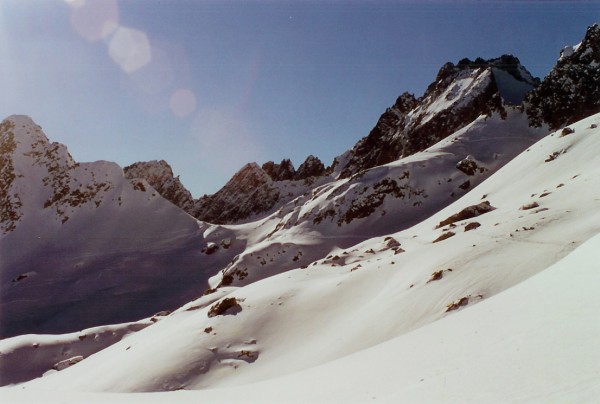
[124,160,194,211]
[336,55,539,178]
[526,23,600,129]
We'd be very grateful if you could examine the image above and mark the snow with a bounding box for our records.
[491,67,535,104]
[3,226,600,403]
[417,68,492,125]
[559,42,582,60]
[1,112,598,403]
[0,319,153,386]
[0,116,248,337]
[211,108,546,289]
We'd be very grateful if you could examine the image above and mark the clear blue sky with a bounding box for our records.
[1,1,598,196]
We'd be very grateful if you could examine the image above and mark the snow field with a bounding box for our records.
[5,113,597,398]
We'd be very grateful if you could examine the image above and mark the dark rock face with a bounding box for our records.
[193,155,329,224]
[262,159,295,181]
[0,120,22,233]
[124,160,194,211]
[337,56,538,179]
[295,155,325,180]
[263,156,326,181]
[526,24,600,129]
[192,163,281,224]
[456,156,486,176]
[337,92,417,179]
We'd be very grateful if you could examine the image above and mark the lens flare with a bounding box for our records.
[108,26,151,73]
[170,89,197,117]
[69,0,118,42]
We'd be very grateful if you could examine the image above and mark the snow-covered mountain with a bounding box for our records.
[335,54,538,179]
[123,160,194,212]
[0,116,247,338]
[526,23,600,129]
[190,156,331,225]
[1,23,599,403]
[2,111,599,401]
[179,54,539,226]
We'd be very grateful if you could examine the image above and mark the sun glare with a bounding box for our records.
[61,0,199,117]
[68,0,118,42]
[170,89,197,117]
[108,26,152,73]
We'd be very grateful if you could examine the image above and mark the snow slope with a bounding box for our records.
[4,112,598,401]
[337,55,537,179]
[0,116,247,337]
[3,195,599,403]
[213,108,548,288]
[0,106,546,338]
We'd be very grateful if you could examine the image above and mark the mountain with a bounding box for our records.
[526,23,600,129]
[0,116,245,338]
[181,55,538,225]
[190,157,331,225]
[3,111,599,400]
[335,55,538,179]
[213,108,547,288]
[145,55,538,226]
[1,23,599,402]
[123,160,194,211]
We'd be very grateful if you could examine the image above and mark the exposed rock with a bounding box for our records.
[124,160,194,211]
[464,222,481,231]
[427,270,444,283]
[0,119,22,233]
[207,297,242,318]
[520,201,540,210]
[560,127,575,137]
[337,55,538,178]
[262,159,295,181]
[445,296,469,312]
[456,156,484,176]
[337,92,417,178]
[192,163,280,224]
[526,24,600,129]
[295,155,325,180]
[433,231,456,243]
[1,115,117,231]
[337,178,426,225]
[53,356,84,371]
[437,201,495,228]
[202,243,219,255]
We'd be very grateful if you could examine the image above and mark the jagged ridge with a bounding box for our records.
[526,23,600,129]
[336,55,538,179]
[124,160,194,211]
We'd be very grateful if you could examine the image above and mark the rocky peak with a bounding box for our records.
[229,162,273,190]
[1,116,129,233]
[191,156,331,224]
[526,23,600,129]
[262,159,295,181]
[261,155,326,182]
[191,163,279,224]
[124,160,194,211]
[295,155,325,180]
[559,23,600,64]
[337,55,537,179]
[3,115,50,148]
